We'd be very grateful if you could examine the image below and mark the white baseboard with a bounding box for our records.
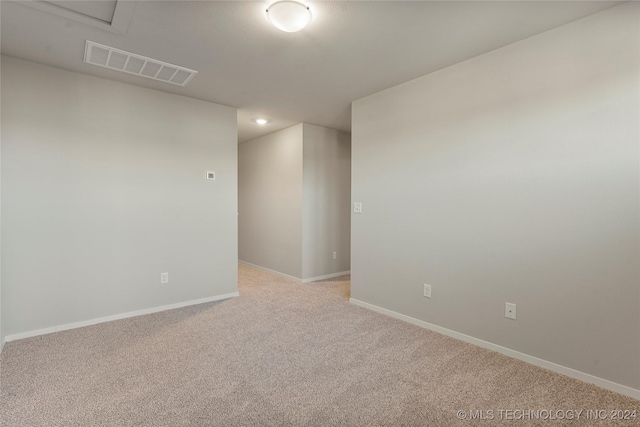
[3,292,239,344]
[239,260,302,282]
[239,260,350,284]
[349,298,640,400]
[302,271,351,283]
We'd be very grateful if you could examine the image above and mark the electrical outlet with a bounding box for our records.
[161,272,169,284]
[353,202,362,214]
[423,284,432,298]
[505,302,516,320]
[332,251,337,260]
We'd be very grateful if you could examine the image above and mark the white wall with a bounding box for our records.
[1,56,238,338]
[302,124,351,279]
[351,2,639,391]
[238,124,304,278]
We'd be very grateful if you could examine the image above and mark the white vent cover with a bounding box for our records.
[84,41,197,87]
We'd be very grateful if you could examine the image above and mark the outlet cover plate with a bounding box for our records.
[505,302,516,320]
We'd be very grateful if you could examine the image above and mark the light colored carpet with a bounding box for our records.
[1,263,637,426]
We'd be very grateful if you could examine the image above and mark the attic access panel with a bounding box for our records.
[44,0,117,23]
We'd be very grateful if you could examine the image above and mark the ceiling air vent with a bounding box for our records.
[84,41,197,87]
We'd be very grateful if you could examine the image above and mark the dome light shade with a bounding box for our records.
[254,118,269,125]
[266,1,312,33]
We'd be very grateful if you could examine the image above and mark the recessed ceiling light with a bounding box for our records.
[254,118,269,125]
[266,1,312,33]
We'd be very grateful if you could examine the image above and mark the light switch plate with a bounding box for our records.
[423,284,432,298]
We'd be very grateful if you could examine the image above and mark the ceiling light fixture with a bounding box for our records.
[266,1,312,33]
[254,118,269,125]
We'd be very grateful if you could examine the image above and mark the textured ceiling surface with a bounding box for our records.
[0,1,620,142]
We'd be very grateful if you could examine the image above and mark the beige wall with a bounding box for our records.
[302,124,351,280]
[238,124,304,278]
[239,123,351,281]
[1,56,238,338]
[351,3,639,390]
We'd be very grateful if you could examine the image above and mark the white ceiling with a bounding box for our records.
[1,0,621,142]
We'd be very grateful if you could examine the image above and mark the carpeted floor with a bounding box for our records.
[1,263,637,426]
